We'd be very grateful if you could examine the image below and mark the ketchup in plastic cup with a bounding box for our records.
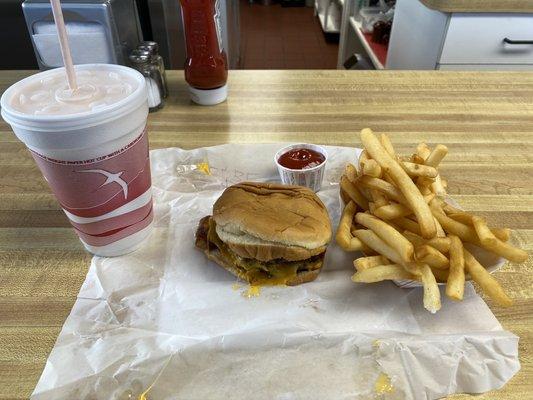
[0,64,153,257]
[275,144,328,192]
[180,0,229,106]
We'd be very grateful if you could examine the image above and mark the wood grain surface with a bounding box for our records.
[0,70,532,399]
[419,0,533,13]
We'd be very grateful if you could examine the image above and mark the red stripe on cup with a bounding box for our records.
[75,207,154,247]
[31,127,151,218]
[69,199,152,236]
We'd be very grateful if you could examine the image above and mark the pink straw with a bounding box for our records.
[50,0,78,90]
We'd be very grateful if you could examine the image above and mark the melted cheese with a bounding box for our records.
[242,285,261,298]
[208,219,303,286]
[196,162,211,175]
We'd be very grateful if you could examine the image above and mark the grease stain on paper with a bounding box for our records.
[374,372,394,395]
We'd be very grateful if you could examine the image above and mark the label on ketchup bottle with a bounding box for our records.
[214,0,223,53]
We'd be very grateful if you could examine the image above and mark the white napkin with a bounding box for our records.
[32,21,111,67]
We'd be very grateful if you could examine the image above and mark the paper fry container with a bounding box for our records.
[275,143,328,192]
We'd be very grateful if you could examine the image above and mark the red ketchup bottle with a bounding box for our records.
[179,0,228,105]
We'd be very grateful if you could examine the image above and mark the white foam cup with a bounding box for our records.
[1,64,153,257]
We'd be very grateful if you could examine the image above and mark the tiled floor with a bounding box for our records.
[240,1,339,69]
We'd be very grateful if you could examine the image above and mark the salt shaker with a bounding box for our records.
[137,41,169,99]
[129,53,164,112]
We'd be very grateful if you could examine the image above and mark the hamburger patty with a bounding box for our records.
[195,216,324,285]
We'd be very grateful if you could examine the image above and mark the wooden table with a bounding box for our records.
[0,70,531,399]
[419,0,533,13]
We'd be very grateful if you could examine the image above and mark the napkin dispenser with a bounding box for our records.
[22,0,143,69]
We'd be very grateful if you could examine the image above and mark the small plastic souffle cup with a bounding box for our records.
[1,64,153,257]
[274,143,328,192]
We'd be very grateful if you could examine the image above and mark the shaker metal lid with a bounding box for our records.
[138,41,159,53]
[129,52,151,65]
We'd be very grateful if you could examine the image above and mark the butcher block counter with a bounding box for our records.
[420,0,533,13]
[0,70,532,399]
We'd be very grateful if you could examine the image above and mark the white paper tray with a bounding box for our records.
[31,144,519,400]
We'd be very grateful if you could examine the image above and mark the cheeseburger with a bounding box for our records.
[195,182,332,285]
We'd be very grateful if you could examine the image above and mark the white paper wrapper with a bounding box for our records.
[31,144,520,400]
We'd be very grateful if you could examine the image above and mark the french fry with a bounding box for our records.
[352,264,418,283]
[446,235,465,301]
[451,213,511,241]
[335,202,363,251]
[399,155,411,163]
[382,172,397,187]
[392,217,422,236]
[419,185,432,195]
[431,174,447,196]
[355,213,414,262]
[416,142,431,160]
[380,133,396,158]
[358,150,369,170]
[416,176,434,188]
[441,201,462,215]
[359,187,373,202]
[448,212,474,225]
[403,231,451,253]
[425,144,448,168]
[340,184,350,205]
[430,202,480,243]
[415,245,449,270]
[411,154,426,165]
[471,216,494,243]
[368,202,376,214]
[401,162,438,178]
[434,216,446,237]
[427,238,452,254]
[358,176,406,204]
[374,203,412,220]
[360,129,436,238]
[424,193,436,203]
[433,201,527,262]
[404,262,441,313]
[491,228,511,242]
[341,176,369,210]
[353,229,404,265]
[344,163,358,183]
[443,208,510,241]
[370,189,388,208]
[361,243,379,256]
[464,249,513,307]
[472,216,528,263]
[354,255,390,271]
[363,159,382,178]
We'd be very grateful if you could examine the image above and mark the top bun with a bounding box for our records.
[212,182,332,262]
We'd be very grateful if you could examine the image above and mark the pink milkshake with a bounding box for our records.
[1,64,153,256]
